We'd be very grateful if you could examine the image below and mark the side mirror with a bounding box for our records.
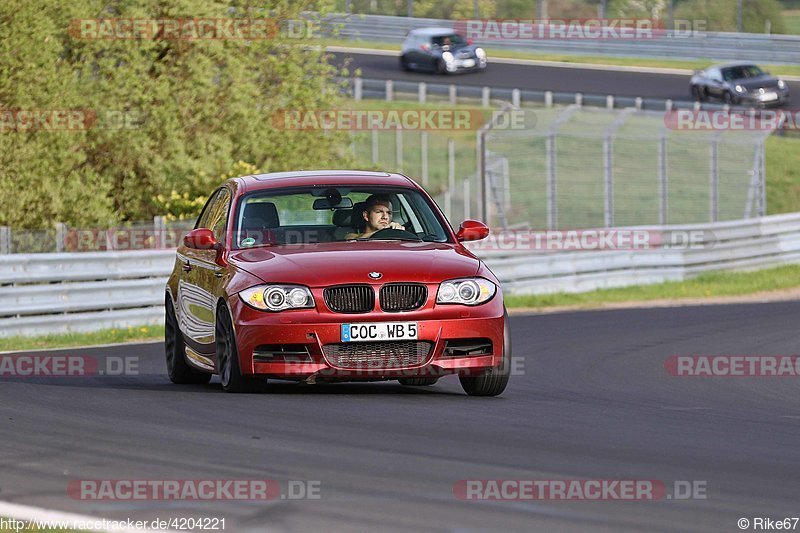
[456,220,490,242]
[184,228,218,250]
[467,38,474,45]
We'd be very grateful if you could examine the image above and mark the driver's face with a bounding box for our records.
[363,202,392,232]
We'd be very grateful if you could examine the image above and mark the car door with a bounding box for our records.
[178,187,232,358]
[706,68,725,99]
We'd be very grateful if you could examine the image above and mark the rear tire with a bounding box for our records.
[216,304,267,393]
[398,377,438,386]
[165,297,211,385]
[459,309,511,397]
[691,85,702,102]
[435,59,447,75]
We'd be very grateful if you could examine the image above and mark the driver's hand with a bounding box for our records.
[388,222,405,230]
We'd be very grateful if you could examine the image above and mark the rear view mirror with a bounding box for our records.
[313,197,353,210]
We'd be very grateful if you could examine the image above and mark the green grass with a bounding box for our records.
[0,324,163,352]
[318,37,800,78]
[766,135,800,214]
[784,10,800,34]
[505,264,800,309]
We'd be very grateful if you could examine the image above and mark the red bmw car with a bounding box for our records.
[165,170,510,396]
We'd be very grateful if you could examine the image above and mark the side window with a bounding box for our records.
[208,188,231,243]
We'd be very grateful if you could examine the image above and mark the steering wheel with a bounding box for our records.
[369,227,422,241]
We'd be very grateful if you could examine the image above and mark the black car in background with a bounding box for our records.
[690,62,789,107]
[400,27,487,74]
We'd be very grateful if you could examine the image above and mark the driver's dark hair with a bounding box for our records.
[364,194,392,212]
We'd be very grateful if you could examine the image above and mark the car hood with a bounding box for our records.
[736,76,781,91]
[229,241,481,287]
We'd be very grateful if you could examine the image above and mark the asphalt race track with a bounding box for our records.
[2,301,800,532]
[331,51,800,103]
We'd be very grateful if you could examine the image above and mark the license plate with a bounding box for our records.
[761,92,777,101]
[458,59,476,68]
[341,322,418,342]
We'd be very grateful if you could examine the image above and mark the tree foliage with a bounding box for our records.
[0,0,351,228]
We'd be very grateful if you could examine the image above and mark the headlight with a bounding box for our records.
[436,278,496,306]
[735,84,745,93]
[239,285,315,312]
[778,79,786,90]
[475,47,486,59]
[442,51,454,62]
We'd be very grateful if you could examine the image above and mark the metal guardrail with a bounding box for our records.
[3,213,800,337]
[326,13,800,64]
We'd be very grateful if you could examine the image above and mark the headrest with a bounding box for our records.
[242,202,279,229]
[332,208,353,227]
[350,201,367,231]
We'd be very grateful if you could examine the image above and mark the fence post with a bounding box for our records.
[481,87,490,108]
[421,131,428,186]
[385,79,393,102]
[546,134,557,229]
[635,97,643,111]
[0,226,10,254]
[55,222,66,253]
[658,133,668,225]
[371,129,379,164]
[665,99,673,112]
[512,89,520,108]
[603,135,614,227]
[544,91,553,108]
[395,126,403,172]
[463,177,471,220]
[418,82,426,104]
[449,84,457,105]
[154,215,165,249]
[354,77,363,102]
[478,130,486,220]
[760,140,767,216]
[575,93,583,107]
[709,134,719,222]
[446,138,455,220]
[606,95,614,109]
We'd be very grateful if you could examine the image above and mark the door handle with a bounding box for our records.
[181,261,192,272]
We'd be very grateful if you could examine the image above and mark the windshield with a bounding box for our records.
[432,34,467,47]
[232,186,451,249]
[721,65,764,81]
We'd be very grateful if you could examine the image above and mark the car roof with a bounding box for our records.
[409,27,458,37]
[234,170,416,193]
[707,61,760,70]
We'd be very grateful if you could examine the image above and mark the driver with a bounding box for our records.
[346,194,405,239]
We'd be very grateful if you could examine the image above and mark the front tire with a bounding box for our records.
[216,304,267,393]
[459,309,511,397]
[691,85,703,102]
[400,55,411,72]
[165,297,211,385]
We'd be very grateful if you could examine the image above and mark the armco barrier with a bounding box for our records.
[327,13,800,64]
[2,213,800,337]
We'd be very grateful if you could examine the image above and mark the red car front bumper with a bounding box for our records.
[228,296,505,381]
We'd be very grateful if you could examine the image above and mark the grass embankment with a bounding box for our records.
[0,325,163,352]
[505,264,800,310]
